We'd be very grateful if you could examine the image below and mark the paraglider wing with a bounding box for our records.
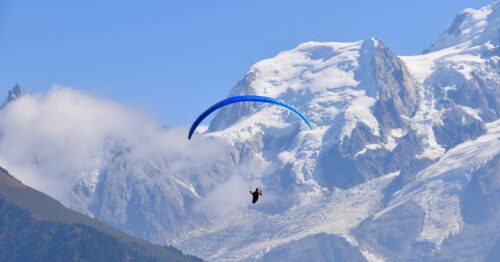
[188,95,312,139]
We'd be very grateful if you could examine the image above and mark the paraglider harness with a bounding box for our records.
[250,188,263,204]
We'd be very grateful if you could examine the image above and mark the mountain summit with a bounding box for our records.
[1,83,25,109]
[425,0,500,53]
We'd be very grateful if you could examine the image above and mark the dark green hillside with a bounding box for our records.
[0,167,203,262]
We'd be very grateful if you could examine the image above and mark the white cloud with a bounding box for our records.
[0,85,225,204]
[195,174,250,219]
[195,159,271,219]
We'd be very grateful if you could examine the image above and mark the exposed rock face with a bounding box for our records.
[430,69,499,122]
[315,40,421,189]
[372,41,417,131]
[432,108,486,149]
[208,72,259,132]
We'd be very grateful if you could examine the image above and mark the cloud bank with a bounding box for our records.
[0,86,225,205]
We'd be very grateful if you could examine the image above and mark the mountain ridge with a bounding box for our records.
[0,165,203,262]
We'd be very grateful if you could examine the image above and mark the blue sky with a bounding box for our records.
[0,0,493,125]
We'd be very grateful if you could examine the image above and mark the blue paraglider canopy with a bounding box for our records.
[188,95,312,139]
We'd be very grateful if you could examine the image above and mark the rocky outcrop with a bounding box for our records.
[315,40,421,189]
[208,71,259,132]
[371,41,417,132]
[1,84,25,109]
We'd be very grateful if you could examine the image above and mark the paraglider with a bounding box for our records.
[250,187,263,204]
[188,95,312,139]
[188,95,311,204]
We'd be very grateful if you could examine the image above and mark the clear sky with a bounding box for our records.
[0,0,494,125]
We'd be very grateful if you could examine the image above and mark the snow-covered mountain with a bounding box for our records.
[1,1,500,261]
[176,1,500,258]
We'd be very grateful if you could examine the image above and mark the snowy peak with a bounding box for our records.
[1,84,25,109]
[425,1,500,53]
[212,37,419,142]
[208,38,415,134]
[208,39,374,132]
[247,38,378,97]
[401,3,500,126]
[206,37,422,192]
